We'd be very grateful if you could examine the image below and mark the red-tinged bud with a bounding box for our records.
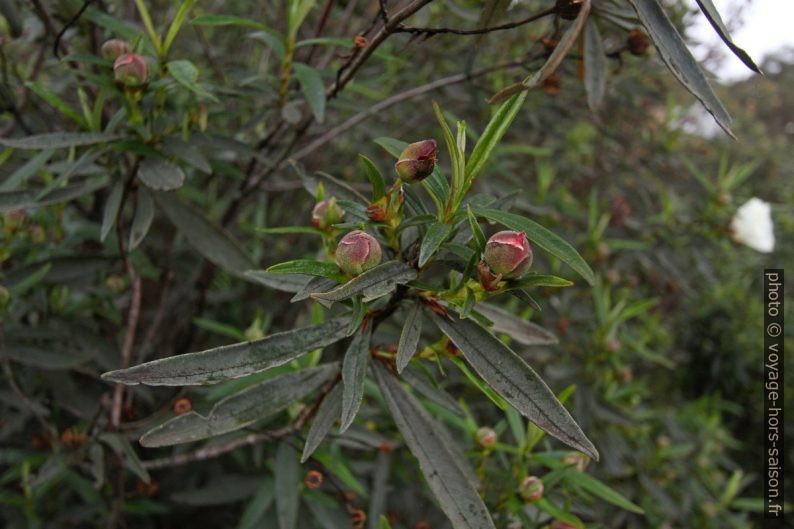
[312,197,345,229]
[173,398,192,414]
[518,476,544,502]
[555,0,584,20]
[366,198,388,222]
[563,451,590,472]
[304,470,323,489]
[336,230,382,275]
[483,231,533,279]
[101,39,131,60]
[627,28,650,56]
[114,53,148,87]
[475,427,497,448]
[350,509,367,529]
[477,259,502,291]
[395,139,437,183]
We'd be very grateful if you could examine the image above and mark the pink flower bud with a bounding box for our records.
[518,476,544,502]
[101,39,131,60]
[395,139,437,183]
[336,230,382,275]
[483,231,533,279]
[475,427,497,448]
[312,198,345,229]
[113,53,148,86]
[562,451,590,472]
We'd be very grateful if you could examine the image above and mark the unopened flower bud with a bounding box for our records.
[627,28,650,56]
[475,427,497,448]
[312,198,345,229]
[114,53,148,86]
[563,451,590,472]
[555,0,584,20]
[395,139,437,183]
[483,231,533,279]
[518,476,544,502]
[336,230,382,275]
[101,39,131,60]
[304,470,324,489]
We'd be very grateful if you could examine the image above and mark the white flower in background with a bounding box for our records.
[730,197,775,253]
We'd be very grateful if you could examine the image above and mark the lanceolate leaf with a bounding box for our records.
[466,92,528,182]
[429,312,598,460]
[301,384,343,462]
[694,0,760,74]
[290,276,338,302]
[0,132,123,149]
[418,222,452,267]
[359,154,386,201]
[155,191,254,276]
[373,362,495,529]
[627,0,733,136]
[340,326,371,432]
[474,208,594,285]
[102,317,350,385]
[293,63,326,124]
[396,300,423,373]
[137,158,185,191]
[584,20,607,111]
[139,365,336,447]
[100,181,124,241]
[311,261,417,307]
[266,259,344,281]
[475,303,558,346]
[0,179,109,213]
[128,187,154,250]
[275,441,300,529]
[244,270,313,293]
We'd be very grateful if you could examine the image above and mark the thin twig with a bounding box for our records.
[395,6,555,36]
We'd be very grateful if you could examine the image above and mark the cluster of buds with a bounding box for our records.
[312,197,345,230]
[336,230,382,275]
[475,426,497,449]
[478,231,534,291]
[518,475,544,502]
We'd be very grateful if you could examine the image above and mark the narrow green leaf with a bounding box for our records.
[162,137,212,174]
[128,187,154,250]
[429,312,598,460]
[137,158,185,191]
[432,102,463,201]
[359,155,386,201]
[0,178,108,213]
[98,433,150,484]
[101,181,124,242]
[266,259,343,280]
[102,317,350,386]
[163,0,197,54]
[475,303,558,345]
[245,270,313,293]
[167,60,218,101]
[35,148,103,200]
[155,192,254,275]
[564,470,644,514]
[311,261,417,307]
[340,326,372,432]
[290,276,338,302]
[139,365,336,446]
[401,368,464,417]
[694,0,760,74]
[237,478,275,529]
[466,92,527,182]
[26,82,88,128]
[190,14,269,30]
[379,515,393,529]
[396,300,423,373]
[474,208,594,285]
[257,226,323,235]
[275,441,300,529]
[301,384,343,462]
[628,0,733,136]
[134,0,163,54]
[372,363,495,529]
[584,20,607,111]
[505,274,574,289]
[534,497,584,529]
[367,451,391,529]
[1,149,55,191]
[418,222,452,267]
[466,205,485,251]
[293,63,326,124]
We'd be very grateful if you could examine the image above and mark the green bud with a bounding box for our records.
[336,230,382,275]
[312,198,345,229]
[101,39,131,60]
[113,53,148,87]
[475,426,497,448]
[395,139,437,183]
[483,230,533,279]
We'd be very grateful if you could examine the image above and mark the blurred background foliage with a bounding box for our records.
[0,0,791,528]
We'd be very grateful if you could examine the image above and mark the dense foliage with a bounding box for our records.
[0,1,791,528]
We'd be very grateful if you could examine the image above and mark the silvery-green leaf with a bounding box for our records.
[373,362,494,529]
[101,181,124,242]
[628,0,733,136]
[140,365,336,447]
[155,191,254,276]
[396,300,423,373]
[275,441,300,529]
[311,261,417,307]
[103,317,349,386]
[475,303,558,346]
[137,158,185,191]
[340,326,371,432]
[694,0,760,74]
[401,368,464,417]
[245,270,312,293]
[0,132,123,149]
[429,312,598,460]
[301,384,343,462]
[584,20,607,111]
[0,178,108,213]
[418,222,452,268]
[128,187,154,250]
[291,276,338,302]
